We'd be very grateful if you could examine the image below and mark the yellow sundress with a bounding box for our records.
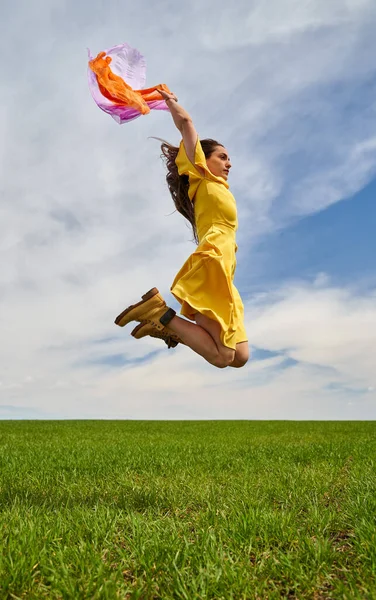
[170,138,248,350]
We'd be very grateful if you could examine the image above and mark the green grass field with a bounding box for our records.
[0,421,375,599]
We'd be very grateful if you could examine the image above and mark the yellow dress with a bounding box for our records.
[170,139,248,350]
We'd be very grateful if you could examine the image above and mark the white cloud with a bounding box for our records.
[195,0,375,49]
[245,279,376,390]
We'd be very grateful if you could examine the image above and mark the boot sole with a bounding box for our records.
[114,287,159,327]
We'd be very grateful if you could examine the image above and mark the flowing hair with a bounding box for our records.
[159,138,223,244]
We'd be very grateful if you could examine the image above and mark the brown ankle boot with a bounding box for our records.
[114,287,176,330]
[131,321,183,349]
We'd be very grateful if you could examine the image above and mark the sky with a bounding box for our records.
[0,0,375,420]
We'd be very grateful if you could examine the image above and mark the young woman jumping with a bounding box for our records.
[115,90,249,369]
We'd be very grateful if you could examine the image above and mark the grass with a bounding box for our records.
[0,420,375,599]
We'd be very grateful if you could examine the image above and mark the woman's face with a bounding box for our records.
[206,146,232,180]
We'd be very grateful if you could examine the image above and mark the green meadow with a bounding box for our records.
[0,420,375,599]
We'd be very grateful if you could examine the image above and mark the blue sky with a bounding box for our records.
[0,0,375,419]
[239,176,376,292]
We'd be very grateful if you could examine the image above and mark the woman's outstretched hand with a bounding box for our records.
[157,89,178,103]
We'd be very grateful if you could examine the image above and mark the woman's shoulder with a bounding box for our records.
[175,138,205,177]
[175,138,229,190]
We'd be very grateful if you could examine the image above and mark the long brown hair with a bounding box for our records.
[160,139,223,244]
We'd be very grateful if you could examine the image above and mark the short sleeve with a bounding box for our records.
[175,138,229,201]
[175,138,207,177]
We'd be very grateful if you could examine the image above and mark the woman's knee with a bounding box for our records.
[230,343,250,368]
[230,356,249,368]
[212,349,235,369]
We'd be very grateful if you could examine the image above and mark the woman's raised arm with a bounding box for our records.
[157,89,198,164]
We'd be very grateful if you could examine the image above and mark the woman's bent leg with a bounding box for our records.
[193,313,249,368]
[166,313,235,369]
[229,341,249,368]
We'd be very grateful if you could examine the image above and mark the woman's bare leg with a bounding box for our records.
[164,314,233,368]
[229,341,249,368]
[194,313,249,368]
[165,312,248,369]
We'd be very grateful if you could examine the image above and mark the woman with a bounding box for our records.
[115,90,249,369]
